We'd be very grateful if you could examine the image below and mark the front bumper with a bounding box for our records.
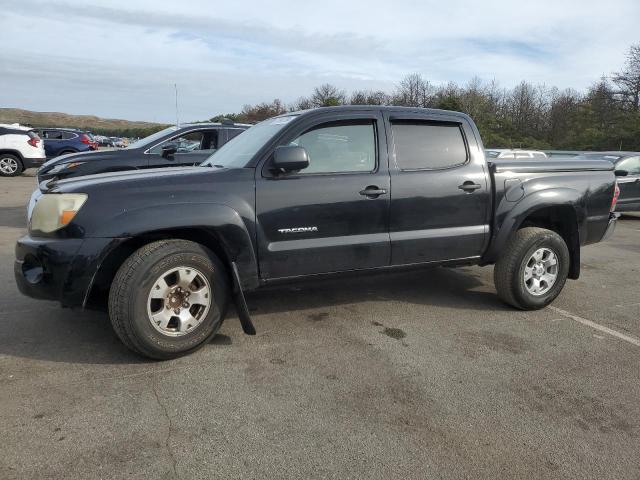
[14,235,120,308]
[601,213,619,241]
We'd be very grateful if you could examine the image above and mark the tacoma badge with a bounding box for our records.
[278,226,318,234]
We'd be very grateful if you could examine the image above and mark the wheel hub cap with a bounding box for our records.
[147,266,212,337]
[523,247,559,296]
[0,158,18,174]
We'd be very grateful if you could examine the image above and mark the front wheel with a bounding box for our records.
[0,154,24,177]
[108,240,230,359]
[494,227,570,310]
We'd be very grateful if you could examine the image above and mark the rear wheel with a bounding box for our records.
[108,240,230,359]
[494,227,570,310]
[0,154,23,177]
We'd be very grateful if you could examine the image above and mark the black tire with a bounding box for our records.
[494,227,570,310]
[108,240,230,360]
[0,154,24,177]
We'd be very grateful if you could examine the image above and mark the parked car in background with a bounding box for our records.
[0,123,46,176]
[576,152,640,212]
[110,137,127,148]
[94,135,115,147]
[37,122,250,182]
[544,150,585,158]
[486,149,548,159]
[36,128,98,158]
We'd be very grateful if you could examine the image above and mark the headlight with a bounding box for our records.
[47,161,85,174]
[30,193,88,233]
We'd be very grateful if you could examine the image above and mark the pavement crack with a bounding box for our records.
[152,376,179,479]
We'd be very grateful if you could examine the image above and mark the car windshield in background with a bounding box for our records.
[200,115,298,169]
[127,126,180,149]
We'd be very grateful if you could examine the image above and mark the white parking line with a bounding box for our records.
[549,306,640,347]
[615,302,640,308]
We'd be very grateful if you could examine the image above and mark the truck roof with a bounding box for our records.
[177,122,253,128]
[283,105,471,119]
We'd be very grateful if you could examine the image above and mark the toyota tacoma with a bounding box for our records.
[15,106,619,359]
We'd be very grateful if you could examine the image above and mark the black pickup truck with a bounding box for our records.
[15,106,619,359]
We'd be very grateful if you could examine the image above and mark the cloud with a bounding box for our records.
[0,0,637,122]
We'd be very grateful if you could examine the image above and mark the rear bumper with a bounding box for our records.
[600,213,618,241]
[22,156,46,169]
[14,235,121,307]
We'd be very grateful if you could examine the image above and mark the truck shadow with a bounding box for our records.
[244,266,504,316]
[0,266,506,365]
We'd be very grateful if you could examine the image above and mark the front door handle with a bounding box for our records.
[458,181,482,193]
[359,186,388,198]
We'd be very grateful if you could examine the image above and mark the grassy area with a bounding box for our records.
[0,108,166,135]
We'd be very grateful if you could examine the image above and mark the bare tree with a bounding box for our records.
[310,84,346,107]
[238,99,287,123]
[394,73,433,107]
[290,96,314,111]
[349,90,391,105]
[548,88,581,147]
[612,43,640,111]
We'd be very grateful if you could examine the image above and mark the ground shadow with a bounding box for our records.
[243,266,505,317]
[0,206,28,228]
[0,265,505,365]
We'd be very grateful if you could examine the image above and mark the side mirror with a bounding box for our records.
[272,145,309,173]
[614,169,629,177]
[161,143,178,158]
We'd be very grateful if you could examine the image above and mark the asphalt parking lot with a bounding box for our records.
[1,173,639,480]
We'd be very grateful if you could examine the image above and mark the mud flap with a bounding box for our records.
[231,262,256,335]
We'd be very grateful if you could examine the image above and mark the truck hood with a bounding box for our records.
[42,166,219,193]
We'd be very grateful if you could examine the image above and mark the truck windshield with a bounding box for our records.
[201,115,298,168]
[127,126,180,149]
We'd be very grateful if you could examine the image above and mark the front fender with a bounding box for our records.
[483,187,584,264]
[87,202,259,290]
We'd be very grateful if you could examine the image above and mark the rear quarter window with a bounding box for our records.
[617,156,640,175]
[391,121,467,170]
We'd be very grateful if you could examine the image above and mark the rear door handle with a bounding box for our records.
[359,186,387,198]
[458,181,482,193]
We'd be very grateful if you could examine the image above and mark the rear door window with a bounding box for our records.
[617,156,640,175]
[391,121,467,170]
[46,131,64,140]
[226,129,245,142]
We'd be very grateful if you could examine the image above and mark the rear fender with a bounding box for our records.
[483,187,585,264]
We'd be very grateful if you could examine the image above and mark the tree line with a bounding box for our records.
[211,43,640,151]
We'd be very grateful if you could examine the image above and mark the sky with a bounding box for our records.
[1,0,638,123]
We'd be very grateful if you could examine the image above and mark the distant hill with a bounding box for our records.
[0,108,167,135]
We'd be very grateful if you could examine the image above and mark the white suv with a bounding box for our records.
[0,124,46,177]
